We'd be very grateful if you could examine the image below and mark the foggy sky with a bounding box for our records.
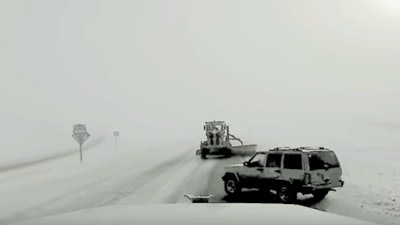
[0,0,399,155]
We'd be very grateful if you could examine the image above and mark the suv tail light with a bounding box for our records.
[304,173,311,185]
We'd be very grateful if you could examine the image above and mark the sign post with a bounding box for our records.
[113,131,119,149]
[72,124,90,162]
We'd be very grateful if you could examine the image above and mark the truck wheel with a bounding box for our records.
[223,148,232,158]
[277,186,296,203]
[200,149,208,159]
[224,177,241,196]
[312,189,329,202]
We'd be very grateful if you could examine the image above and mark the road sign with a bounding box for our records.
[72,124,90,162]
[72,124,90,145]
[113,131,119,137]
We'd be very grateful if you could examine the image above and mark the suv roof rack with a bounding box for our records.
[268,146,329,152]
[270,147,299,151]
[295,146,328,150]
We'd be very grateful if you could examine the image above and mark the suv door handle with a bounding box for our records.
[274,169,281,173]
[256,168,263,171]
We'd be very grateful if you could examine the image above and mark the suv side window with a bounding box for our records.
[266,153,282,168]
[283,154,302,169]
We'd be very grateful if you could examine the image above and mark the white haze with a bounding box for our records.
[0,0,399,160]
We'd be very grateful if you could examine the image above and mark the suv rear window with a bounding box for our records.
[308,151,340,170]
[283,154,302,169]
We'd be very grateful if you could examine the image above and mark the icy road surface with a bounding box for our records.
[0,140,399,225]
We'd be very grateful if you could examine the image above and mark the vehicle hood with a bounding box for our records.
[11,204,379,225]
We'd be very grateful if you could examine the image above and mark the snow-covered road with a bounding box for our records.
[0,137,105,173]
[0,139,398,225]
[0,140,197,224]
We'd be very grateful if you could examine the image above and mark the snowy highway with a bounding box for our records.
[1,0,400,224]
[0,137,105,173]
[0,139,399,225]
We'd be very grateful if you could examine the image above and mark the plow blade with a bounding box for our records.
[195,144,257,157]
[230,144,257,156]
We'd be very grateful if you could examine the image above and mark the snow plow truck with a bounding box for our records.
[196,121,257,159]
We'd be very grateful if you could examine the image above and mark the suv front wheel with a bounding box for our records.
[224,177,241,196]
[277,186,297,203]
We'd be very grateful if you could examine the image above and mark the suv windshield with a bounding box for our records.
[248,153,265,167]
[308,151,340,170]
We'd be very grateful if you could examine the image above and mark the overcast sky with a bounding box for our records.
[0,0,399,155]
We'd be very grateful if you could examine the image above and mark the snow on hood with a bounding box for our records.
[11,203,379,225]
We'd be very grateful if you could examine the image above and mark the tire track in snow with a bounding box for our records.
[95,150,194,206]
[0,176,112,225]
[0,137,105,173]
[137,155,219,204]
[0,148,193,225]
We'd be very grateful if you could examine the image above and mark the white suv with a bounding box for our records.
[222,147,344,203]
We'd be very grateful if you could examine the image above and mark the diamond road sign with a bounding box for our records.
[72,124,90,145]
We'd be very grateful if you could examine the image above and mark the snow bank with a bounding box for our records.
[11,204,378,225]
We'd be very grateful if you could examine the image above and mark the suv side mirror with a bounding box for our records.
[243,161,249,166]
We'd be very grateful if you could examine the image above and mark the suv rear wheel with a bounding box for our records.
[312,189,330,202]
[224,177,241,196]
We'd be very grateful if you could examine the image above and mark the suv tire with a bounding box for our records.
[277,186,296,203]
[224,177,241,196]
[312,189,330,202]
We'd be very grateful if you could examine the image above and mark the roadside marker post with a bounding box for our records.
[113,131,119,149]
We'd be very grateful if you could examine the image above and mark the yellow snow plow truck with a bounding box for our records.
[196,121,257,159]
